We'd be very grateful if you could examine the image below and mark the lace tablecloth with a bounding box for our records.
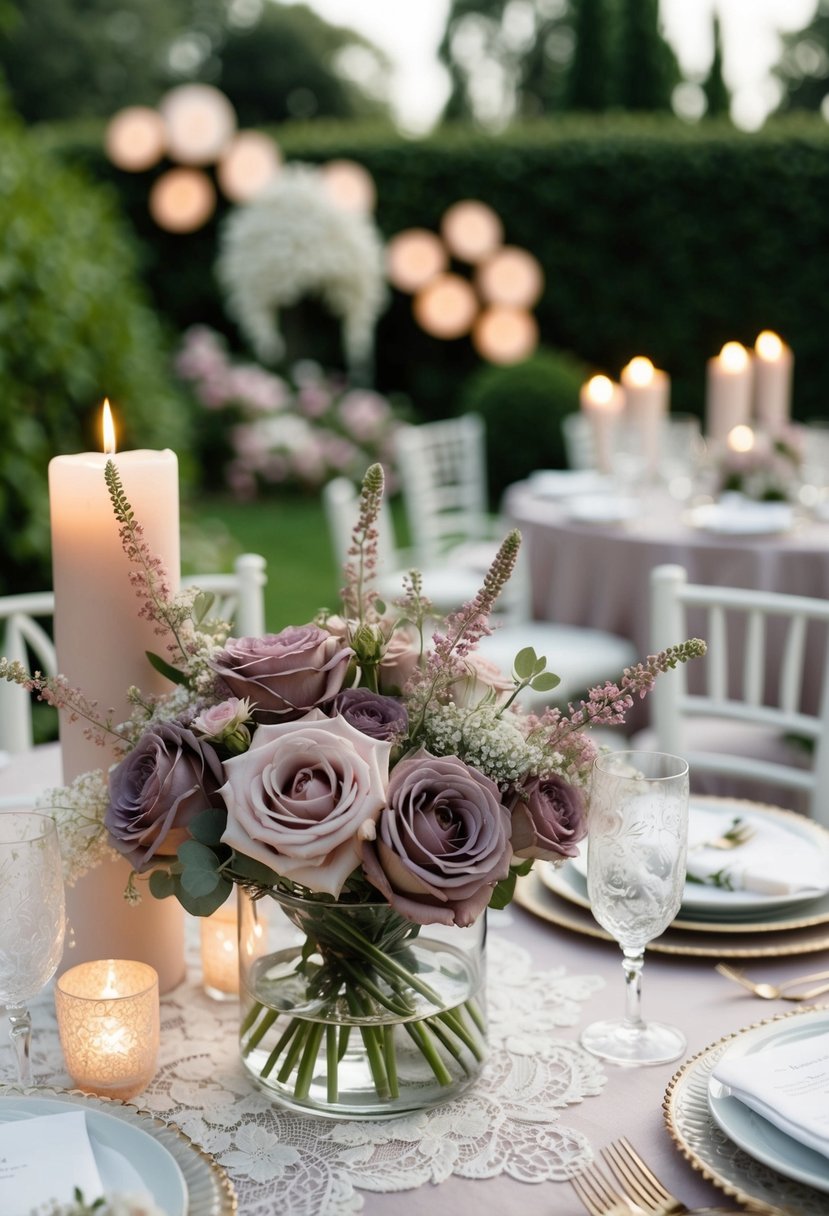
[3,924,607,1216]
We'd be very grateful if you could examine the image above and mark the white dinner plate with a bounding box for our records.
[563,494,638,524]
[0,1095,188,1215]
[687,501,794,535]
[707,1010,829,1194]
[527,470,613,499]
[568,798,829,916]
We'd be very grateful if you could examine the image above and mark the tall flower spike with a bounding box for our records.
[341,462,385,622]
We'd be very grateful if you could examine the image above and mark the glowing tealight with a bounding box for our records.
[476,246,544,309]
[386,229,447,293]
[104,106,166,172]
[413,274,478,339]
[472,306,538,363]
[441,200,503,263]
[728,424,755,453]
[149,167,216,233]
[720,342,749,373]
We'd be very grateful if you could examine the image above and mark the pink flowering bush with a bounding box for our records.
[175,326,406,497]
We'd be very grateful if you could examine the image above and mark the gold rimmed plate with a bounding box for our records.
[663,1007,829,1214]
[515,870,829,958]
[539,860,829,936]
[0,1086,237,1215]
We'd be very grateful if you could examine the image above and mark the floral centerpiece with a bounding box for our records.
[716,425,803,502]
[176,326,406,498]
[2,464,703,1118]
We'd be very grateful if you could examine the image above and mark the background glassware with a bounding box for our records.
[580,750,689,1066]
[0,811,65,1083]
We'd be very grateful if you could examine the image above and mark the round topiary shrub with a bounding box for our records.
[0,101,192,594]
[459,347,589,501]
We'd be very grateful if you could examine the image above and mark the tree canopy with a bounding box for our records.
[773,0,829,115]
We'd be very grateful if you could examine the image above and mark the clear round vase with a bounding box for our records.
[237,888,487,1119]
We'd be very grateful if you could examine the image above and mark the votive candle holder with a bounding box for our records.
[55,959,159,1100]
[200,899,241,1000]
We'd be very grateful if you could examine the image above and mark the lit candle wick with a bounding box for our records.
[102,398,117,455]
[719,342,749,374]
[755,330,783,362]
[625,356,655,387]
[586,374,615,406]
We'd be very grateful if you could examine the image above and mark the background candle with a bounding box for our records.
[754,330,793,433]
[48,404,185,992]
[620,356,670,475]
[201,899,240,1000]
[55,959,160,1100]
[705,342,753,443]
[579,374,625,473]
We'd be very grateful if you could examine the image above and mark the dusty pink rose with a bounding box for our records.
[447,654,513,707]
[361,750,512,926]
[378,625,421,694]
[219,710,391,897]
[510,774,587,861]
[210,626,353,722]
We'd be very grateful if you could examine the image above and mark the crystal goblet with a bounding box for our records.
[0,812,65,1083]
[580,750,689,1066]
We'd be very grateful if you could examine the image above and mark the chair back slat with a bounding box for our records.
[649,563,829,825]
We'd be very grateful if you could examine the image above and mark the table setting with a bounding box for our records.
[2,410,829,1216]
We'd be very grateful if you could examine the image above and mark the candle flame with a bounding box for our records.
[719,342,749,373]
[728,424,755,453]
[755,330,783,361]
[586,374,614,405]
[102,399,116,455]
[625,356,655,387]
[102,962,120,998]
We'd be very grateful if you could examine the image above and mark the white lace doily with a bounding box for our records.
[4,928,606,1216]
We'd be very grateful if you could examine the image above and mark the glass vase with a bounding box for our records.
[237,888,487,1119]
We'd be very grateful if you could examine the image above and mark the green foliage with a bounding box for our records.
[460,349,588,498]
[616,0,679,111]
[702,15,730,120]
[565,0,614,112]
[0,106,191,594]
[774,0,829,114]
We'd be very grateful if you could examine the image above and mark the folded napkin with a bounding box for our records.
[0,1110,103,1215]
[686,807,829,897]
[712,1030,829,1160]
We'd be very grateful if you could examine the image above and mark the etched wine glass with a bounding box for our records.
[0,812,65,1083]
[580,751,689,1066]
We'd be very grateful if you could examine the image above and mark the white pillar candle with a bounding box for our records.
[620,356,670,475]
[48,402,185,992]
[754,330,793,433]
[705,342,753,443]
[579,374,625,473]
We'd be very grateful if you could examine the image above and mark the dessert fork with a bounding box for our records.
[570,1136,743,1215]
[715,962,829,1001]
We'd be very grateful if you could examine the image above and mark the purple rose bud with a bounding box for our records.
[209,625,353,722]
[331,688,408,742]
[361,749,512,927]
[104,721,225,871]
[510,774,586,861]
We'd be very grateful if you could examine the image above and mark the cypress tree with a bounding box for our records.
[565,0,613,112]
[616,0,679,112]
[703,14,731,118]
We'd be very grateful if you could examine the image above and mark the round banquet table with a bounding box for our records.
[2,747,828,1215]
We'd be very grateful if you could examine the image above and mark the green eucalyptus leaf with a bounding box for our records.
[188,807,228,848]
[177,877,234,917]
[488,871,517,910]
[530,672,561,691]
[148,869,177,900]
[513,646,537,680]
[231,852,281,886]
[145,651,189,686]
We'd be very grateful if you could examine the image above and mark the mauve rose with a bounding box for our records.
[378,625,421,693]
[220,709,391,897]
[210,625,353,721]
[330,688,408,742]
[510,774,587,861]
[361,750,512,927]
[105,722,225,871]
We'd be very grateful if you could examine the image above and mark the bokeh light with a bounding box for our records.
[149,168,216,233]
[413,274,478,339]
[476,246,544,308]
[441,200,503,263]
[105,106,167,172]
[217,131,282,203]
[472,307,538,363]
[159,84,237,165]
[320,160,376,213]
[386,229,447,293]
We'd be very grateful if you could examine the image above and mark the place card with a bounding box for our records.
[0,1110,103,1215]
[713,1031,829,1159]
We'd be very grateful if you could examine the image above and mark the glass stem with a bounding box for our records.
[621,948,645,1031]
[8,1007,32,1085]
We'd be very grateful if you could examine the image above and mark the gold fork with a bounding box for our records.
[570,1137,743,1215]
[716,962,829,1001]
[691,818,756,851]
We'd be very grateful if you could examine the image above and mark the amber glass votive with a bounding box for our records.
[55,959,159,1099]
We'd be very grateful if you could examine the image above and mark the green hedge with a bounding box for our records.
[41,114,829,432]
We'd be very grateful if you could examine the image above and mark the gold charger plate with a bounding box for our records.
[539,860,829,935]
[0,1085,237,1215]
[515,871,829,958]
[663,1007,829,1215]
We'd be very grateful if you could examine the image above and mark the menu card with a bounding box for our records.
[0,1111,104,1215]
[712,1031,829,1159]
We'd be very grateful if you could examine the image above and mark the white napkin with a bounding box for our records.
[686,807,829,896]
[712,1031,829,1160]
[0,1110,104,1215]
